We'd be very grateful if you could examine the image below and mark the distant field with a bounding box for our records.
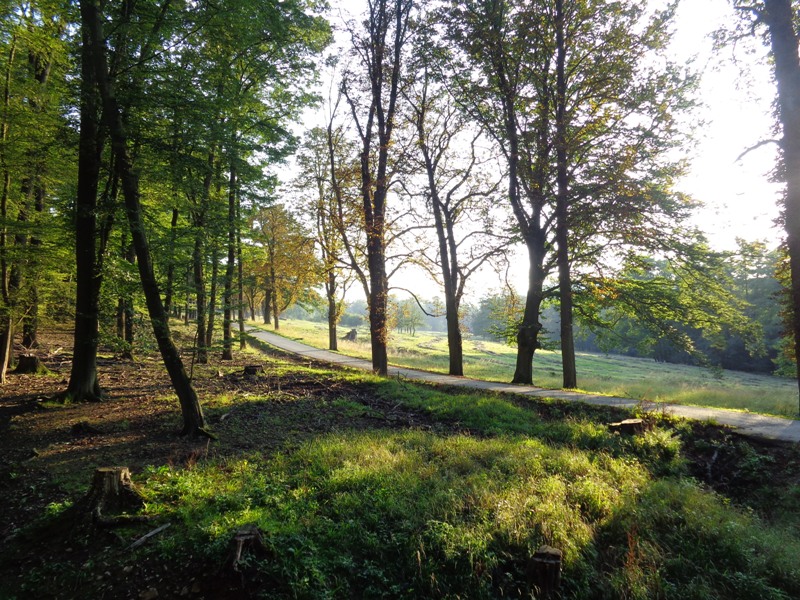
[252,318,800,418]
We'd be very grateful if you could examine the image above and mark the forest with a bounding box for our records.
[1,0,797,414]
[3,0,800,598]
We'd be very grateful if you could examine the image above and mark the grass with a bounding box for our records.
[4,343,800,600]
[114,373,800,598]
[258,318,800,418]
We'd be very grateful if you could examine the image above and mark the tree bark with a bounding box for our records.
[366,233,389,374]
[83,0,208,436]
[65,15,102,401]
[221,159,236,360]
[513,241,545,384]
[555,0,576,389]
[327,271,338,351]
[236,200,246,349]
[163,207,179,316]
[262,292,271,324]
[192,231,207,364]
[205,243,219,348]
[761,0,800,410]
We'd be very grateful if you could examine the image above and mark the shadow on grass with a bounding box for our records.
[4,355,800,599]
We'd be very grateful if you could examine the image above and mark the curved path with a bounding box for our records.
[247,328,800,444]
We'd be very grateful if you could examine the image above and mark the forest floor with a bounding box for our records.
[1,325,800,599]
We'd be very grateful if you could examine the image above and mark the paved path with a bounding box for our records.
[247,328,800,444]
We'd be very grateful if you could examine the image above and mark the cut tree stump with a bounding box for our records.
[243,365,264,377]
[608,418,648,435]
[85,467,146,527]
[13,353,49,374]
[227,524,268,572]
[18,466,151,545]
[529,545,562,598]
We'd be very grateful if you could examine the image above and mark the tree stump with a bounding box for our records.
[243,365,264,377]
[13,353,48,374]
[222,524,272,589]
[18,467,150,544]
[85,467,145,526]
[529,545,562,597]
[227,524,268,572]
[608,418,648,435]
[343,328,357,342]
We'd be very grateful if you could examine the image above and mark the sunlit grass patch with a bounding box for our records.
[141,430,645,596]
[255,319,799,418]
[139,424,800,599]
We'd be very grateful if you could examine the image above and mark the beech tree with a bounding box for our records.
[731,0,800,407]
[342,0,414,375]
[446,0,696,385]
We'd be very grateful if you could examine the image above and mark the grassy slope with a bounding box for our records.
[3,329,800,599]
[263,318,799,418]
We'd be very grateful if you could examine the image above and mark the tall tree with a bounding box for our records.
[733,0,800,408]
[446,0,695,385]
[342,0,413,375]
[82,0,210,436]
[404,58,507,376]
[64,0,109,400]
[296,127,355,350]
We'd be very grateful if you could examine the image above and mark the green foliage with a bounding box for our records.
[579,250,767,370]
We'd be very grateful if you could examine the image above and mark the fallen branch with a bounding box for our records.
[129,523,172,549]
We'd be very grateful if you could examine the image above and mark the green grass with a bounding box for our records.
[257,318,799,418]
[133,372,800,599]
[6,356,800,600]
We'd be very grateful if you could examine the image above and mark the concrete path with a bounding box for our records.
[247,328,800,444]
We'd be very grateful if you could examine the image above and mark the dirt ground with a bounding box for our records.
[1,325,799,599]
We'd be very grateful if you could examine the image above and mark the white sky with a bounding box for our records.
[671,0,782,250]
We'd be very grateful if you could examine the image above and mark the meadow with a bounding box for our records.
[258,318,800,418]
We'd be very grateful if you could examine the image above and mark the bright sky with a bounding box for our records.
[671,0,783,251]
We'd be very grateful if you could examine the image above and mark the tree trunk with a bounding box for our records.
[84,0,208,436]
[192,231,207,364]
[271,284,279,331]
[761,0,800,409]
[221,159,236,360]
[236,200,246,349]
[65,15,102,401]
[430,174,464,376]
[0,171,11,384]
[513,241,545,385]
[327,271,338,351]
[163,207,179,316]
[367,239,389,375]
[263,292,271,324]
[206,244,219,348]
[555,0,576,389]
[123,242,135,350]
